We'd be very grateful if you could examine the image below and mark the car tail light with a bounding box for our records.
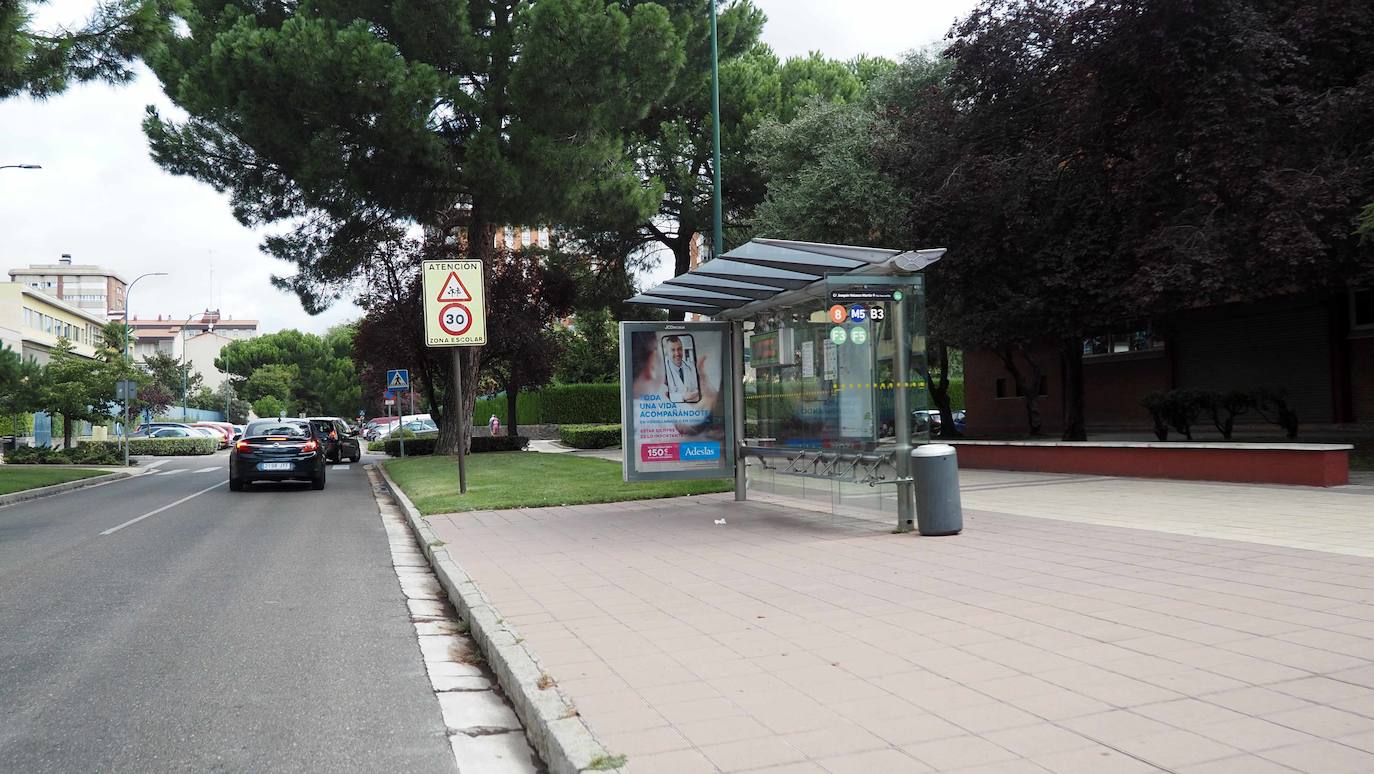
[235,440,251,452]
[301,440,319,453]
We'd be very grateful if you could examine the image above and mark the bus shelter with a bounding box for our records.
[623,238,949,533]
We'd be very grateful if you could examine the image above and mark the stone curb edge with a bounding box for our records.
[0,470,133,509]
[374,462,627,774]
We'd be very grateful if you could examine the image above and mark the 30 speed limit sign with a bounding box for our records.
[423,260,486,346]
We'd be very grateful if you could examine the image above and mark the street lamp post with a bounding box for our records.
[123,272,168,466]
[709,0,723,259]
[179,311,200,421]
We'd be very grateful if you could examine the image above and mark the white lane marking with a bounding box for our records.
[158,469,185,476]
[196,467,220,473]
[334,465,350,471]
[143,459,170,470]
[100,481,226,536]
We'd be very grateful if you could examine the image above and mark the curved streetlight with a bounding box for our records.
[122,272,168,467]
[0,164,42,170]
[178,310,203,421]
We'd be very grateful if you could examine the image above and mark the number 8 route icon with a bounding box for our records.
[422,259,487,347]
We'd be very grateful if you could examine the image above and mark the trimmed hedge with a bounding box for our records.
[475,383,620,426]
[383,434,530,457]
[558,424,622,449]
[88,437,219,456]
[5,444,124,465]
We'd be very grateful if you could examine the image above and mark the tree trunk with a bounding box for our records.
[505,383,519,438]
[1060,338,1087,441]
[998,347,1043,436]
[434,220,494,455]
[62,415,73,449]
[666,238,694,322]
[928,341,962,439]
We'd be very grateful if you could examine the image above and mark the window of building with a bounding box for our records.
[1083,329,1163,356]
[1353,289,1374,331]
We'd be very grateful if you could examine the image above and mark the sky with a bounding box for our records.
[0,0,978,333]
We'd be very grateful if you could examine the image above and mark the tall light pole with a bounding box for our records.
[709,0,723,260]
[179,311,200,420]
[0,164,42,170]
[123,272,168,466]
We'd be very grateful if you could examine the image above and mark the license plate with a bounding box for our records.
[259,462,293,471]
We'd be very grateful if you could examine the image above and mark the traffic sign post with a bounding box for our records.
[423,260,487,494]
[386,371,410,458]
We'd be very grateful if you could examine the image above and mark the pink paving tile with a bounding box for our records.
[426,493,1374,771]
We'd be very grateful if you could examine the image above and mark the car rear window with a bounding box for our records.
[246,421,311,438]
[310,420,334,434]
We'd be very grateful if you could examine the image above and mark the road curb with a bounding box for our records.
[0,470,133,509]
[375,462,624,774]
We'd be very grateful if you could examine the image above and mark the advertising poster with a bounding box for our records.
[620,322,735,482]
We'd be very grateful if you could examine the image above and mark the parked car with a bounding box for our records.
[132,421,191,435]
[307,417,362,463]
[912,409,968,435]
[133,426,199,439]
[191,422,233,448]
[380,417,437,440]
[230,418,326,491]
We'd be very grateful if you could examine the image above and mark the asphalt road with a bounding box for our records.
[0,452,455,773]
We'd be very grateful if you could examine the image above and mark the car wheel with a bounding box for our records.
[349,451,361,463]
[229,477,244,491]
[311,471,326,490]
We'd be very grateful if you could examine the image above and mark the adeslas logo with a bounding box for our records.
[680,442,721,461]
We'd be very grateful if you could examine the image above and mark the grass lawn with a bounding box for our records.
[0,466,108,495]
[384,452,733,514]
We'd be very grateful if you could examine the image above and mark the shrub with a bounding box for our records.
[474,383,621,426]
[384,434,528,457]
[559,424,622,449]
[86,438,219,456]
[5,443,124,465]
[1198,390,1254,440]
[1144,388,1299,441]
[1255,389,1300,439]
[368,440,387,452]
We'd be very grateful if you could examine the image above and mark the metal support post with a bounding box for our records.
[893,294,915,532]
[453,348,467,494]
[732,321,746,501]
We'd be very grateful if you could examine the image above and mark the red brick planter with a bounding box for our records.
[949,441,1353,487]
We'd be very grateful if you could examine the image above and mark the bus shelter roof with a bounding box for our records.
[627,238,945,320]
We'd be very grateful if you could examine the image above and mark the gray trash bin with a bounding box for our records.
[911,444,963,536]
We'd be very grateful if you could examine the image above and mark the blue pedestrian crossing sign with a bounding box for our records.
[386,369,410,390]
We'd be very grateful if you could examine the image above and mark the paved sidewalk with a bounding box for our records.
[425,475,1374,773]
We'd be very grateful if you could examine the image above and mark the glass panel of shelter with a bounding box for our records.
[742,286,931,520]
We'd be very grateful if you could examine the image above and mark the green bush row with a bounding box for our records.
[86,438,220,456]
[5,444,124,465]
[558,424,622,449]
[475,383,621,426]
[384,435,530,457]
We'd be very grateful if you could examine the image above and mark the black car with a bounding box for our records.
[307,417,362,463]
[230,419,326,491]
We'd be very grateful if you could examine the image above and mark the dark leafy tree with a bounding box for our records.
[888,0,1374,440]
[143,0,684,453]
[481,247,579,436]
[553,308,620,384]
